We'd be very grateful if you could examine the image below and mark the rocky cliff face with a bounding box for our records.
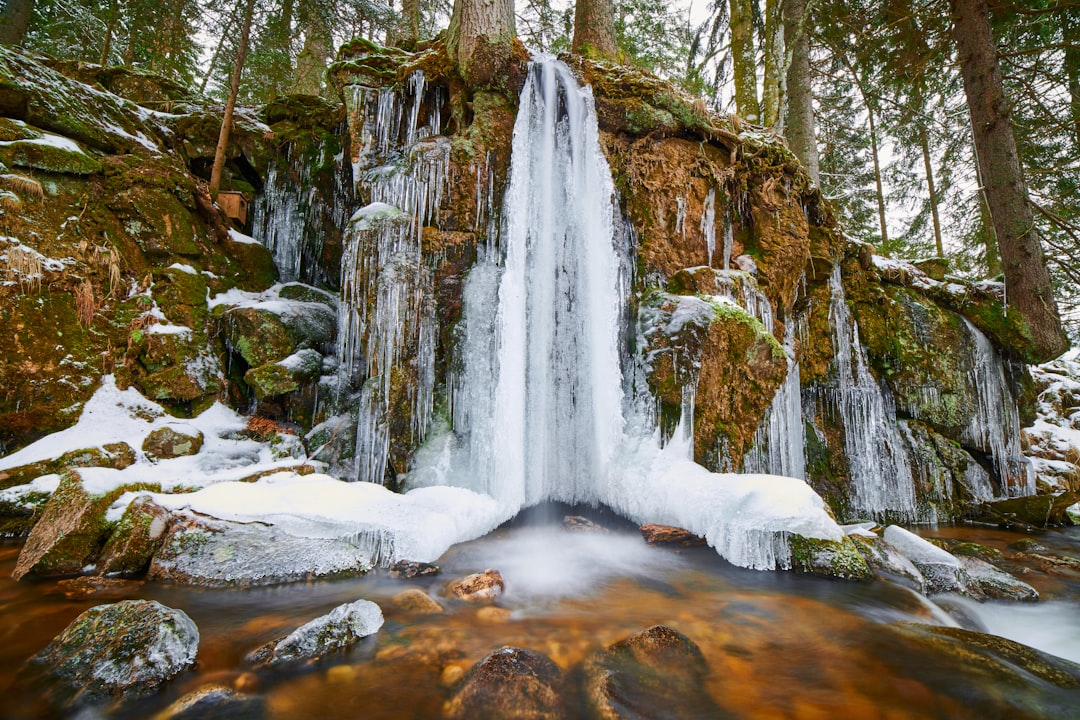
[0,41,1071,530]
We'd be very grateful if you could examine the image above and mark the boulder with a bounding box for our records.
[142,426,205,460]
[970,492,1080,529]
[849,535,926,592]
[579,625,723,720]
[882,526,966,594]
[24,600,198,707]
[564,516,609,534]
[13,471,158,580]
[0,441,136,491]
[443,647,565,720]
[388,559,440,579]
[246,599,383,667]
[244,349,323,400]
[155,684,265,720]
[221,301,336,368]
[98,496,172,575]
[445,569,504,604]
[389,588,444,615]
[956,556,1039,602]
[147,512,373,588]
[639,523,706,546]
[788,534,873,580]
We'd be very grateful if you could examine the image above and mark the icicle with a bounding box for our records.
[741,321,806,479]
[700,187,716,267]
[675,195,687,236]
[722,206,733,271]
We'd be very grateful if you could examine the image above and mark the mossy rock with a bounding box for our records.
[98,496,172,576]
[244,349,323,400]
[0,442,135,491]
[219,233,278,292]
[142,426,204,460]
[789,534,873,580]
[12,471,161,580]
[0,134,102,175]
[112,185,203,258]
[42,60,191,105]
[138,359,222,403]
[969,492,1080,529]
[220,306,299,368]
[277,282,338,307]
[0,489,50,537]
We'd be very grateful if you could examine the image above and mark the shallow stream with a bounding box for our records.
[2,521,1079,719]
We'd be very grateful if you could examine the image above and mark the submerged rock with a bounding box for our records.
[52,575,145,600]
[389,588,444,615]
[24,600,198,707]
[443,646,565,720]
[246,599,383,667]
[155,684,266,720]
[445,569,504,604]
[578,625,723,720]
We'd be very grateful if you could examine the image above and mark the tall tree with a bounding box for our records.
[210,0,256,200]
[784,0,818,182]
[293,0,332,95]
[950,0,1067,361]
[446,0,515,84]
[729,0,759,123]
[0,0,34,45]
[572,0,617,61]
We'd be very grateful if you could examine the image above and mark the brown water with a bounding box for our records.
[2,523,1079,719]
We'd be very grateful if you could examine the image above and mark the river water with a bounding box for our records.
[2,520,1078,719]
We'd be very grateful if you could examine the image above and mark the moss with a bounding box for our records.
[789,534,872,580]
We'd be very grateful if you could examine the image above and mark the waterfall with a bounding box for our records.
[406,56,842,570]
[961,319,1034,497]
[819,264,917,521]
[742,320,806,479]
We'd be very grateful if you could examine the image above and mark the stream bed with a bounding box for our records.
[2,522,1079,719]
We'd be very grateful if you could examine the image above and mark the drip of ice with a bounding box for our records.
[408,57,842,571]
[961,319,1034,496]
[675,195,687,236]
[337,73,446,482]
[700,187,716,267]
[742,320,806,479]
[722,207,733,271]
[813,264,917,521]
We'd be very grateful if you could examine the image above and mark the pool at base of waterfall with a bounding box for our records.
[2,521,1078,719]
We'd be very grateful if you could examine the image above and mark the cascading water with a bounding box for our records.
[409,56,843,571]
[817,264,917,521]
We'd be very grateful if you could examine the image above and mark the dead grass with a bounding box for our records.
[0,189,22,213]
[75,279,95,326]
[0,173,43,200]
[4,244,42,291]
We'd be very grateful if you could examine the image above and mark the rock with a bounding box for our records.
[0,442,136,491]
[388,559,441,579]
[476,606,513,623]
[246,599,383,667]
[147,512,372,587]
[564,515,609,533]
[221,301,336,368]
[882,526,966,594]
[639,523,706,546]
[154,684,265,720]
[24,600,198,707]
[244,349,323,400]
[443,647,564,720]
[956,556,1039,602]
[52,576,144,600]
[445,569,504,604]
[970,492,1080,529]
[850,535,926,592]
[789,534,873,580]
[142,426,205,460]
[13,471,159,580]
[579,625,723,720]
[389,588,444,615]
[98,496,172,575]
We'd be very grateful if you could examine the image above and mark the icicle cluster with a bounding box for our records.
[337,73,447,483]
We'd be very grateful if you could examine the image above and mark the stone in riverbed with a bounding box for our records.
[23,599,198,707]
[246,599,383,667]
[389,588,444,615]
[142,426,204,460]
[388,559,440,579]
[882,525,967,594]
[443,647,565,720]
[445,569,504,604]
[957,556,1039,602]
[639,523,706,546]
[155,684,265,720]
[97,495,172,576]
[579,625,724,720]
[789,534,873,580]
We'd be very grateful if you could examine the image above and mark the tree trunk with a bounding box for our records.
[867,103,889,253]
[100,0,119,65]
[446,0,515,86]
[293,1,331,96]
[396,0,421,48]
[209,0,256,201]
[572,0,617,61]
[950,0,1068,361]
[729,0,759,123]
[0,0,34,46]
[761,0,784,128]
[783,0,818,183]
[199,4,242,94]
[920,126,944,258]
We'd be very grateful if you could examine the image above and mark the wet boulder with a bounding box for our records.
[156,684,266,720]
[445,569,504,604]
[578,625,723,720]
[850,534,926,592]
[956,556,1039,602]
[639,523,705,546]
[789,534,873,580]
[142,426,205,460]
[443,646,565,720]
[882,526,966,594]
[969,492,1080,529]
[388,559,441,579]
[97,495,172,576]
[23,600,198,707]
[389,588,444,615]
[246,599,383,667]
